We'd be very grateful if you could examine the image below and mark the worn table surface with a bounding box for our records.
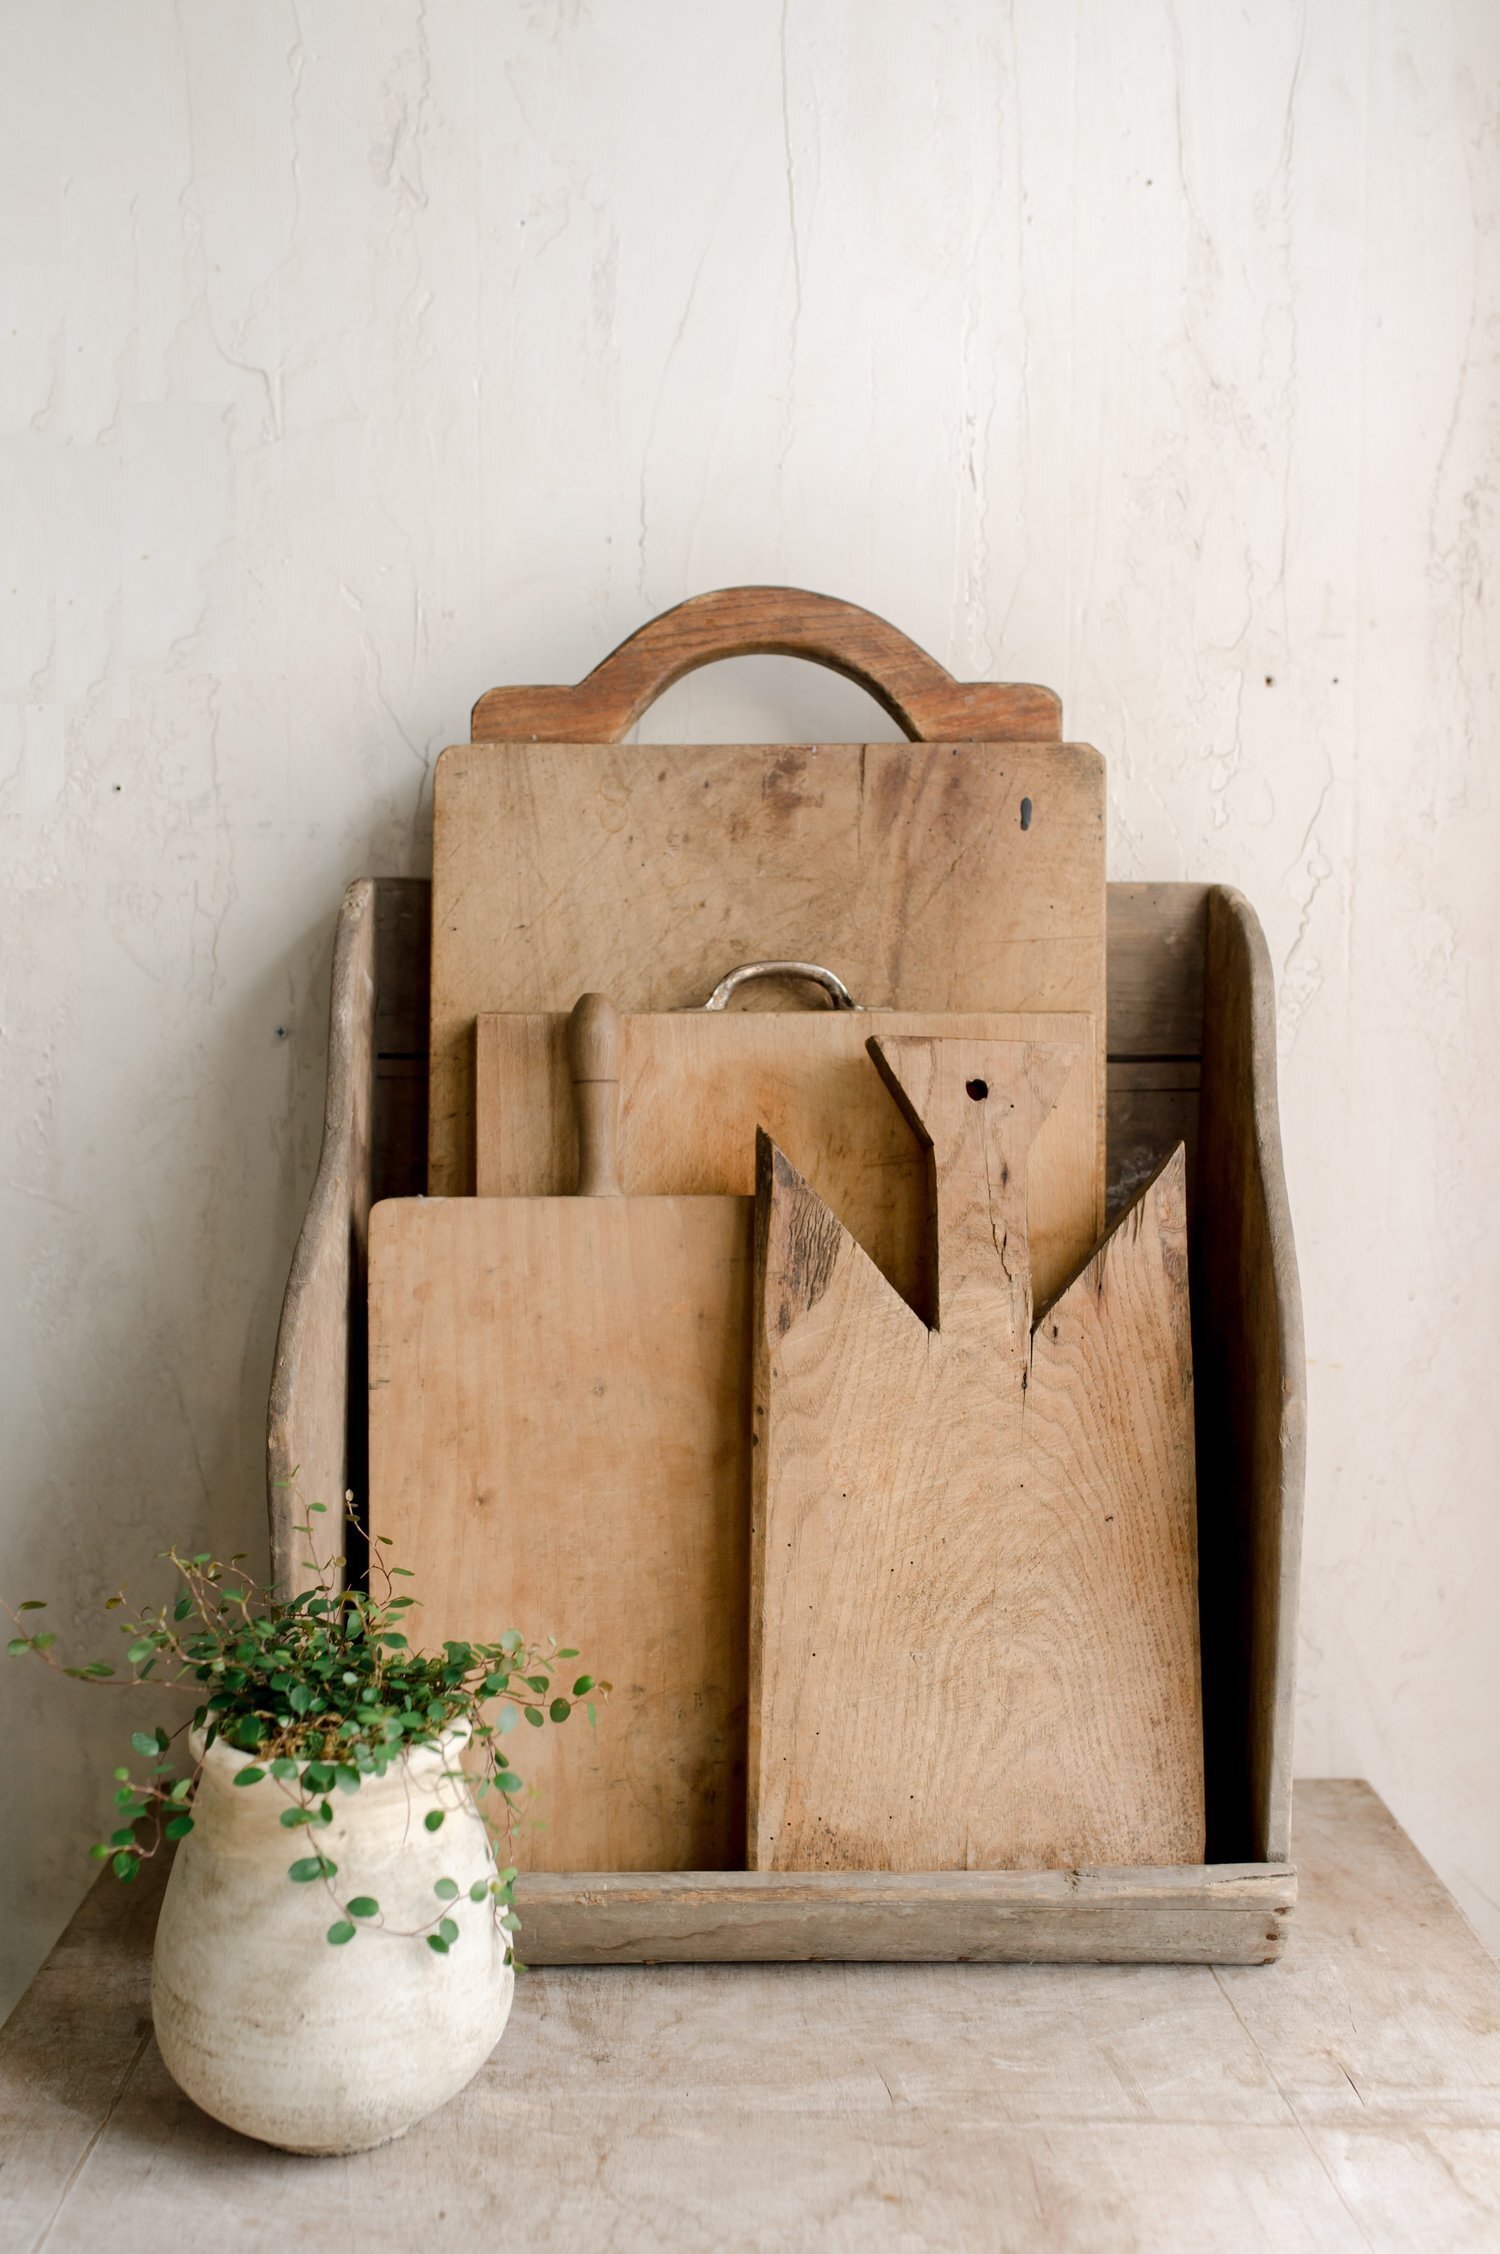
[3,1780,1499,2253]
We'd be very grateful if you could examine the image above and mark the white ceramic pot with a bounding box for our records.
[151,1725,514,2154]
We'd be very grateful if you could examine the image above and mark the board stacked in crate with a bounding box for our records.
[269,587,1305,1964]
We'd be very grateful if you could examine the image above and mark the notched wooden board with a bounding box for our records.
[751,1035,1203,1874]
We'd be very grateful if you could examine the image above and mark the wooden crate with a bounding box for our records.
[268,875,1304,1964]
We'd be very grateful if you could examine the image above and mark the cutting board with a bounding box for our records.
[368,999,750,1873]
[430,586,1105,1196]
[750,1034,1203,1874]
[474,1001,1101,1318]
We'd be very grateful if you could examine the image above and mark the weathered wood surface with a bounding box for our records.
[750,1036,1202,1873]
[1195,889,1306,1867]
[476,1005,1100,1317]
[471,586,1062,747]
[367,1188,752,1873]
[265,880,376,1592]
[1105,882,1210,1060]
[267,880,428,1595]
[6,1786,1497,2254]
[515,1860,1291,1966]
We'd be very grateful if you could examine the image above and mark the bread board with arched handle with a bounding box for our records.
[429,586,1106,1197]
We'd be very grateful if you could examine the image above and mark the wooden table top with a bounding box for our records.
[3,1780,1499,2252]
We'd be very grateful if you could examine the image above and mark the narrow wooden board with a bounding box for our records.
[475,1008,1101,1318]
[513,1860,1292,1965]
[368,1194,750,1873]
[429,735,1106,1195]
[750,1035,1203,1873]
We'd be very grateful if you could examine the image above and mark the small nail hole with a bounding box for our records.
[965,1078,989,1102]
[1019,796,1033,831]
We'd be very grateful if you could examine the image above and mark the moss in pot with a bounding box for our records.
[6,1498,607,2154]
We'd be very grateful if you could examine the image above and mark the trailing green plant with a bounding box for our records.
[4,1497,608,1958]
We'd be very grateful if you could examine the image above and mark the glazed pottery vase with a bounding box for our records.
[151,1726,513,2153]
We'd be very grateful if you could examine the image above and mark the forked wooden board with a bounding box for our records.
[368,1192,750,1873]
[475,1007,1102,1316]
[750,1035,1203,1873]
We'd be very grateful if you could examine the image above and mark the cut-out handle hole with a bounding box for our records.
[965,1078,989,1102]
[1019,795,1033,830]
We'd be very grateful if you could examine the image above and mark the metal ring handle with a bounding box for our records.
[701,961,863,1012]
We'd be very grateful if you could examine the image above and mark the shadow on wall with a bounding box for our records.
[0,900,349,2020]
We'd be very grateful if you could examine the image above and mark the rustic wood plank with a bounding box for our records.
[265,880,376,1593]
[471,586,1062,746]
[367,1193,752,1872]
[476,1006,1101,1318]
[514,1863,1292,1966]
[1195,889,1306,1865]
[429,735,1106,1196]
[750,1035,1202,1872]
[8,1787,1499,2254]
[1108,1078,1202,1220]
[1106,882,1210,1060]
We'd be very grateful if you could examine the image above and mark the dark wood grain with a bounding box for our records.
[471,586,1062,745]
[1194,889,1306,1864]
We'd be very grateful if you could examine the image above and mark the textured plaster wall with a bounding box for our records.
[3,0,1499,2016]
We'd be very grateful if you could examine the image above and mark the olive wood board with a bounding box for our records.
[751,1034,1204,1874]
[474,1006,1102,1317]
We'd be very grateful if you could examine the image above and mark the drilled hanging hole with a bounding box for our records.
[1019,795,1033,830]
[965,1078,989,1102]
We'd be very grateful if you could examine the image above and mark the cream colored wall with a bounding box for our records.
[4,0,1498,2016]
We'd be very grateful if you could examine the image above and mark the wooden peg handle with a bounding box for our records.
[567,993,624,1197]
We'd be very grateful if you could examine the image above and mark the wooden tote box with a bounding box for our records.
[267,596,1304,1967]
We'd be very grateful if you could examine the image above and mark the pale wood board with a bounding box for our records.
[475,1006,1100,1317]
[429,735,1106,1196]
[751,1035,1202,1873]
[367,1194,751,1873]
[7,1787,1498,2254]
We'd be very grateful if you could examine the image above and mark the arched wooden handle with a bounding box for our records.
[471,586,1061,745]
[567,992,623,1197]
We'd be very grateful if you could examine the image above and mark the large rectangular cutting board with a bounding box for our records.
[369,1192,750,1873]
[429,738,1106,1194]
